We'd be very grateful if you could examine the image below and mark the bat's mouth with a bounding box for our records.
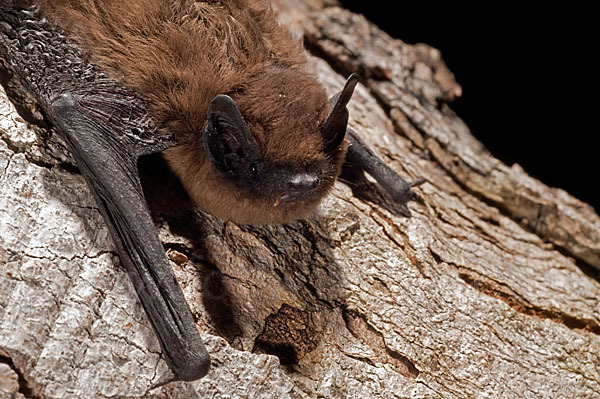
[273,190,320,207]
[273,192,295,206]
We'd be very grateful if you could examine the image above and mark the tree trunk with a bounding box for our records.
[1,1,599,398]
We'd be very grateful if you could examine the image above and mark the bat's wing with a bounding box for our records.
[49,90,210,381]
[1,3,209,380]
[346,127,425,216]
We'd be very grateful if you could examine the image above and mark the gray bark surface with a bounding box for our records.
[1,1,599,398]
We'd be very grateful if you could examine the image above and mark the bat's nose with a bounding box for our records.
[289,172,319,190]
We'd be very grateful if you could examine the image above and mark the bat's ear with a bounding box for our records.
[202,94,261,174]
[321,73,359,154]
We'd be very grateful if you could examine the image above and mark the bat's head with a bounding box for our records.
[165,72,358,224]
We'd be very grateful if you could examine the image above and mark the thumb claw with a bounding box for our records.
[409,177,427,188]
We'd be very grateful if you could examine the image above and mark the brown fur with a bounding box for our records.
[34,0,347,224]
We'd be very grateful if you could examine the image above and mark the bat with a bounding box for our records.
[0,0,424,381]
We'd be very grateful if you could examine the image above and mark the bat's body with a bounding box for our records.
[0,0,423,381]
[36,0,345,224]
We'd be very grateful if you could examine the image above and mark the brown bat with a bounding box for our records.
[0,0,424,381]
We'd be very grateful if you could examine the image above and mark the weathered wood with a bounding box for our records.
[1,2,599,398]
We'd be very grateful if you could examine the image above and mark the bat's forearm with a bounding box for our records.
[51,93,209,380]
[346,128,425,213]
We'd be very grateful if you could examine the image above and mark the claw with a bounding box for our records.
[409,178,427,188]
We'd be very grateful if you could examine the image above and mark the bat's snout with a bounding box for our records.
[288,172,319,190]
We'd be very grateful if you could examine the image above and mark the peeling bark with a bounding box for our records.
[1,1,599,399]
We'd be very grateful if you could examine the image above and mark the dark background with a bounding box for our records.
[339,2,597,212]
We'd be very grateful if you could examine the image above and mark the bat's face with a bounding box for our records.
[164,72,356,225]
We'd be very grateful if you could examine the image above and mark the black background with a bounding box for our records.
[339,2,597,212]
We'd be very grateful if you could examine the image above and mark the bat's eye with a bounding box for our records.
[249,162,260,175]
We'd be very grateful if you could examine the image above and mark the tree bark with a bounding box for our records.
[1,1,599,398]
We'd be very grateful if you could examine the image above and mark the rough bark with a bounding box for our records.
[1,1,599,398]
